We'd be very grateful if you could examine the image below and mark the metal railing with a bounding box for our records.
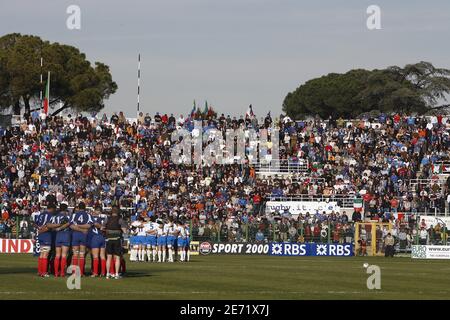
[191,221,355,244]
[266,194,356,209]
[408,178,447,195]
[252,159,309,174]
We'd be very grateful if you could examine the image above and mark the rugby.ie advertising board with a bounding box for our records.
[0,239,34,253]
[265,201,341,216]
[199,242,353,257]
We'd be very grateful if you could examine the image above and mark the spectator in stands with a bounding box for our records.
[352,210,362,222]
[288,223,298,241]
[255,230,264,243]
[419,226,428,245]
[4,219,13,239]
[357,239,367,256]
[1,111,449,244]
[384,232,395,257]
[279,219,289,242]
[0,219,5,238]
[398,228,408,251]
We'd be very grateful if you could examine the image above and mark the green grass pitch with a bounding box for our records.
[0,254,449,299]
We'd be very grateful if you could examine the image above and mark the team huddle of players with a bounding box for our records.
[129,216,191,263]
[34,202,127,279]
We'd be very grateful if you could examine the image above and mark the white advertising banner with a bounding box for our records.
[0,239,34,253]
[418,216,450,229]
[412,245,450,259]
[266,201,341,216]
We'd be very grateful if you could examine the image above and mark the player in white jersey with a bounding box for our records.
[143,217,157,262]
[176,220,187,262]
[185,223,191,262]
[129,219,141,261]
[165,217,178,263]
[156,220,166,262]
[135,218,147,262]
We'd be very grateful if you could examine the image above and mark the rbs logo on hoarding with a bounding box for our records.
[269,243,353,257]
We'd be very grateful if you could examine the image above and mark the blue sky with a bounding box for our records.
[1,0,450,117]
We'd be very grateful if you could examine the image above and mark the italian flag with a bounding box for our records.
[42,71,50,114]
[432,163,442,174]
[353,198,363,212]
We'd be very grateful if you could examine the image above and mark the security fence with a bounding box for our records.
[191,220,356,244]
[190,217,450,256]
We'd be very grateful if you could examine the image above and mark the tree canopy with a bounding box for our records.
[0,33,117,116]
[282,62,450,119]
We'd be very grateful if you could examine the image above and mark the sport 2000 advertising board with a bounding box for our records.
[198,241,353,257]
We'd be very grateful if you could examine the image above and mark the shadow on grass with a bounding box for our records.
[0,267,37,275]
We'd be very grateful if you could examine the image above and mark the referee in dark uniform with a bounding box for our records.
[105,205,127,279]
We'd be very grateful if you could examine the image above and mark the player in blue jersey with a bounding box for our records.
[88,205,107,277]
[47,203,71,277]
[69,202,93,276]
[34,203,57,277]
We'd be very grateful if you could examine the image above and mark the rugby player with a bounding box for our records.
[165,217,177,263]
[88,205,107,277]
[145,216,158,262]
[69,202,93,276]
[185,221,191,262]
[135,216,146,262]
[129,218,141,261]
[105,205,127,279]
[34,203,57,277]
[156,220,166,262]
[176,220,187,262]
[47,203,71,277]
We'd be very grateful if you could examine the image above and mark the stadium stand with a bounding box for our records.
[1,110,450,254]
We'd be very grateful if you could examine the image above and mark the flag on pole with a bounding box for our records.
[190,100,196,119]
[443,164,450,173]
[353,198,363,212]
[43,71,50,114]
[246,104,255,119]
[207,105,214,117]
[432,163,443,174]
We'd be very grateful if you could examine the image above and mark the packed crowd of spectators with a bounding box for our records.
[1,109,450,249]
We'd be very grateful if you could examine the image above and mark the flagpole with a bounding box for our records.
[135,53,141,207]
[47,71,50,113]
[39,57,43,105]
[38,57,43,185]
